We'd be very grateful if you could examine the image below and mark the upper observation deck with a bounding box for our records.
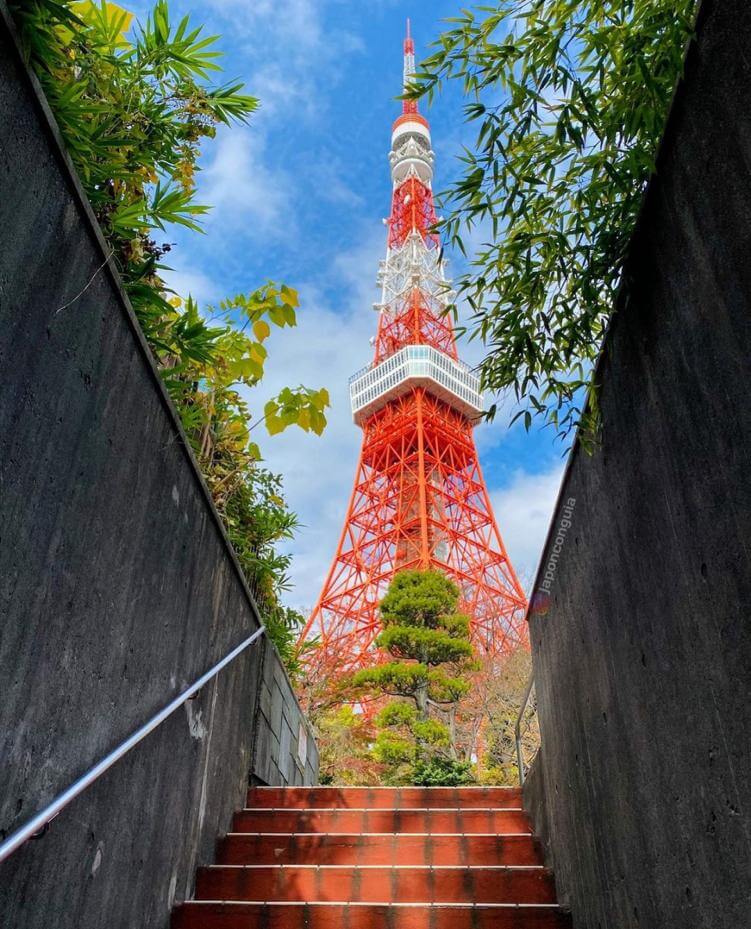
[349,344,483,426]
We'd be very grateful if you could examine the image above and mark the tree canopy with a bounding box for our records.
[353,570,476,786]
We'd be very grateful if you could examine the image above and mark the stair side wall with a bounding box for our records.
[524,2,751,927]
[0,6,316,929]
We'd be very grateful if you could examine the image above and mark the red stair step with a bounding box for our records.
[232,808,530,834]
[247,786,523,809]
[172,902,571,929]
[176,787,569,927]
[217,832,543,866]
[194,865,555,904]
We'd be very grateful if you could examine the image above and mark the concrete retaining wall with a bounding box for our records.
[0,6,315,928]
[524,2,751,927]
[253,638,319,787]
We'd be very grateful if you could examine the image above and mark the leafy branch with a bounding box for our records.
[410,0,696,446]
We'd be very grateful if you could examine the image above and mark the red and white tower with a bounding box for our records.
[298,24,527,676]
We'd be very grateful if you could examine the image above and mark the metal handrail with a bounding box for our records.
[514,671,536,786]
[0,625,266,865]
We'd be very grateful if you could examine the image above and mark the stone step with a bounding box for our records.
[217,832,543,867]
[172,901,573,929]
[232,808,530,835]
[194,865,556,904]
[247,786,523,809]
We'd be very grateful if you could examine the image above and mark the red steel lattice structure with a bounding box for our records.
[298,24,527,675]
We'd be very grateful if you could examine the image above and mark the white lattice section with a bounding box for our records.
[350,345,483,425]
[375,230,455,313]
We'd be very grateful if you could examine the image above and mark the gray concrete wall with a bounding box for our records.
[0,6,315,928]
[253,638,320,787]
[524,2,751,927]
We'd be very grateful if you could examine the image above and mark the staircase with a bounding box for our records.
[172,786,571,928]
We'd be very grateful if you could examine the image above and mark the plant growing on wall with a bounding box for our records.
[9,0,329,667]
[410,0,696,446]
[166,289,329,671]
[11,0,254,337]
[353,570,477,786]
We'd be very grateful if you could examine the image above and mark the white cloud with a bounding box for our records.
[207,0,324,45]
[202,0,363,118]
[306,158,365,208]
[489,463,566,591]
[160,266,219,306]
[200,128,293,236]
[250,63,311,117]
[241,229,383,608]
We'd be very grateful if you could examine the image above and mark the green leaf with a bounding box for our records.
[252,320,271,341]
[281,284,299,308]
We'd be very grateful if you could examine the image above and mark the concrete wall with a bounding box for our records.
[0,6,315,929]
[253,638,320,787]
[524,2,751,927]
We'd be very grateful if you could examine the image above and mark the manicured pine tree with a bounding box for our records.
[352,569,476,785]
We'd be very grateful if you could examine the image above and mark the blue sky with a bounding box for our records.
[135,0,566,606]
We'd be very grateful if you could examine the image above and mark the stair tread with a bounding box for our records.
[195,862,555,904]
[247,787,523,810]
[217,832,543,866]
[226,831,534,835]
[181,901,564,907]
[173,900,572,928]
[233,809,531,835]
[242,805,524,814]
[203,864,547,869]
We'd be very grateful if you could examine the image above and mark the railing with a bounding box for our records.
[514,671,538,786]
[349,344,483,422]
[349,358,375,384]
[348,347,476,385]
[0,625,266,865]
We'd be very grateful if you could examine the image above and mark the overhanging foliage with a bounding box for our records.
[10,0,329,668]
[412,0,697,446]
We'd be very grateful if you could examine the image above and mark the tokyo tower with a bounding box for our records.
[298,23,527,676]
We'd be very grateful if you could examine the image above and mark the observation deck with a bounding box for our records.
[349,344,483,426]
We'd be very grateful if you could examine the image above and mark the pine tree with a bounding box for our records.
[353,570,476,785]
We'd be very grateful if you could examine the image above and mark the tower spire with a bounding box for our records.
[402,18,419,115]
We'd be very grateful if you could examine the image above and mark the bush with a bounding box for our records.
[412,757,475,787]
